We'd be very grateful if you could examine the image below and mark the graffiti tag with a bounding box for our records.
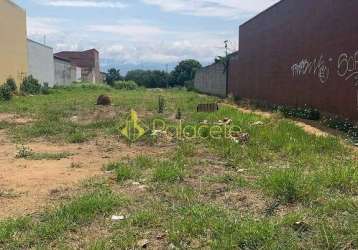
[337,51,358,86]
[291,56,330,83]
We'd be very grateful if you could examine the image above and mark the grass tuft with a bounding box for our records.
[261,169,310,203]
[153,160,185,183]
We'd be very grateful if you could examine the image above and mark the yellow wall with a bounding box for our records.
[0,0,27,85]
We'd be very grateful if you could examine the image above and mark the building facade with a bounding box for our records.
[0,0,28,85]
[27,39,55,87]
[54,55,77,86]
[194,62,227,97]
[230,0,358,121]
[194,52,239,98]
[54,49,101,83]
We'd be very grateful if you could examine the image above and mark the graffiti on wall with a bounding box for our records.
[291,56,330,83]
[291,50,358,86]
[337,51,358,86]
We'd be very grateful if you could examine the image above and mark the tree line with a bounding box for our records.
[105,59,202,89]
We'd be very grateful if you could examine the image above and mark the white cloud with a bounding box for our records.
[142,0,280,19]
[83,19,237,64]
[87,23,164,39]
[27,17,66,36]
[27,16,237,68]
[34,0,127,8]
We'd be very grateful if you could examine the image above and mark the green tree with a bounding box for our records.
[125,70,148,87]
[105,68,122,86]
[170,59,202,87]
[126,70,170,88]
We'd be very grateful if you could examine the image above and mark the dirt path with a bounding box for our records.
[223,103,338,137]
[0,130,168,219]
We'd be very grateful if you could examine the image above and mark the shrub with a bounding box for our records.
[322,116,358,144]
[184,80,195,91]
[0,84,12,101]
[96,95,111,106]
[41,82,50,95]
[158,96,165,113]
[113,80,138,90]
[277,105,320,120]
[4,78,17,93]
[20,75,41,95]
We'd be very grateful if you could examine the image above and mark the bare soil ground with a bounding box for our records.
[0,124,170,219]
[224,103,346,138]
[0,113,34,125]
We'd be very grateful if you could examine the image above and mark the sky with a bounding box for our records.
[13,0,280,73]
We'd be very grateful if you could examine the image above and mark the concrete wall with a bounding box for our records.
[75,67,82,82]
[27,39,55,87]
[54,58,76,86]
[54,49,102,83]
[194,62,227,97]
[228,52,240,96]
[0,0,28,85]
[233,0,358,121]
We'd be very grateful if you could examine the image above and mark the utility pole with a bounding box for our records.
[43,35,47,45]
[165,64,169,89]
[224,40,229,57]
[224,40,229,97]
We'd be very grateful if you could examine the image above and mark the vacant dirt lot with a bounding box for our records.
[0,86,356,249]
[0,127,169,218]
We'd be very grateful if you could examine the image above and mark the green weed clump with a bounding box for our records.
[0,83,12,101]
[168,204,288,250]
[20,75,41,95]
[15,145,72,160]
[0,188,125,248]
[113,80,138,90]
[318,162,358,194]
[116,164,138,183]
[67,129,92,143]
[153,160,185,183]
[277,104,320,120]
[261,169,314,203]
[158,95,165,113]
[4,78,17,93]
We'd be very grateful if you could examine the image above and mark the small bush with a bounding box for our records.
[158,96,165,113]
[322,116,358,144]
[277,105,320,120]
[184,80,195,91]
[96,95,111,106]
[4,78,17,93]
[113,80,138,90]
[20,75,41,95]
[0,84,12,101]
[41,82,50,95]
[16,145,33,158]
